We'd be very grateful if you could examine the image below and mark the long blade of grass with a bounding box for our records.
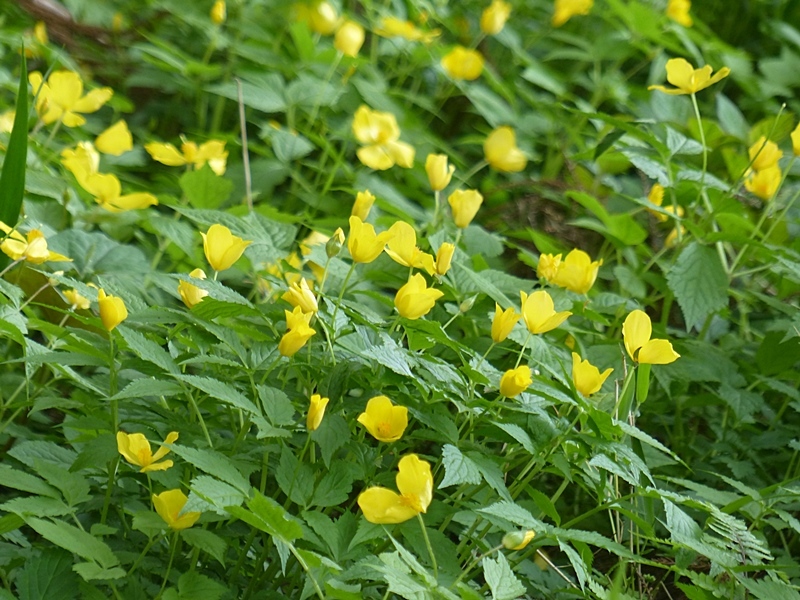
[0,51,29,228]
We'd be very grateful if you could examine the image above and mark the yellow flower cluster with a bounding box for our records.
[744,136,783,202]
[647,184,685,248]
[537,249,602,295]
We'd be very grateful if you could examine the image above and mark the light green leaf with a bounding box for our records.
[26,518,119,569]
[169,445,250,493]
[16,550,78,600]
[483,554,526,600]
[179,164,233,209]
[180,529,227,566]
[666,242,729,330]
[118,326,179,375]
[439,445,482,488]
[175,374,260,414]
[226,490,303,543]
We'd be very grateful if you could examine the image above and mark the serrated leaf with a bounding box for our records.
[0,465,59,498]
[227,490,303,543]
[72,562,126,581]
[666,242,729,330]
[311,462,354,507]
[179,164,233,209]
[16,549,79,600]
[187,475,246,515]
[176,571,227,600]
[180,528,227,566]
[26,518,119,569]
[118,326,179,374]
[275,446,314,507]
[312,414,350,468]
[175,374,260,415]
[483,554,526,600]
[110,378,183,400]
[439,445,482,488]
[169,445,250,493]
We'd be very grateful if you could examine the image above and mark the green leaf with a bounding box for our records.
[206,73,286,113]
[169,444,250,493]
[26,518,119,569]
[71,563,126,581]
[468,453,512,501]
[132,511,167,537]
[110,378,184,400]
[32,461,90,507]
[666,242,729,330]
[118,326,179,375]
[311,462,354,507]
[270,128,315,163]
[175,374,260,414]
[187,475,246,515]
[439,445,482,488]
[275,446,314,507]
[483,554,526,600]
[180,528,227,566]
[716,94,748,140]
[0,465,59,498]
[312,414,350,468]
[15,549,79,600]
[0,53,28,235]
[179,164,234,209]
[227,490,303,543]
[176,572,227,600]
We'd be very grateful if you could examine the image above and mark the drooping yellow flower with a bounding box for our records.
[63,289,90,310]
[748,136,783,172]
[503,530,536,551]
[484,127,527,173]
[279,306,316,357]
[666,0,692,27]
[178,268,209,309]
[394,274,444,320]
[520,290,571,334]
[145,138,228,175]
[357,396,408,442]
[358,454,432,524]
[152,489,201,531]
[448,189,483,229]
[481,0,512,35]
[117,431,179,472]
[0,224,71,264]
[441,46,484,81]
[435,243,455,276]
[0,110,15,133]
[571,353,613,396]
[648,58,730,95]
[61,142,100,190]
[307,393,329,431]
[335,20,365,57]
[97,289,128,331]
[201,224,252,272]
[792,122,800,156]
[352,106,415,170]
[295,1,339,35]
[622,310,680,365]
[385,221,435,274]
[500,366,532,398]
[81,173,158,213]
[552,0,594,27]
[491,303,521,343]
[348,216,394,264]
[282,278,318,313]
[374,16,440,43]
[425,154,455,191]
[28,70,113,127]
[551,249,602,295]
[352,190,376,221]
[536,253,562,282]
[744,166,781,201]
[211,0,226,24]
[95,120,133,156]
[647,184,684,222]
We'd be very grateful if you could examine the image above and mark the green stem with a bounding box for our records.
[187,393,214,448]
[158,533,179,598]
[331,262,356,330]
[127,535,159,577]
[514,333,531,368]
[417,513,438,581]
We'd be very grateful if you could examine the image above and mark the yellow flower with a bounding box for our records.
[374,16,440,43]
[502,530,536,551]
[395,273,444,320]
[357,395,408,442]
[648,183,664,207]
[348,216,394,264]
[647,184,684,222]
[520,290,571,334]
[63,289,90,310]
[664,226,685,249]
[28,70,113,127]
[484,126,527,172]
[666,0,692,27]
[178,268,209,309]
[279,306,316,357]
[441,46,484,81]
[481,0,512,35]
[307,393,329,431]
[81,173,158,213]
[435,243,455,276]
[152,489,201,531]
[425,154,455,191]
[551,249,602,295]
[491,303,521,343]
[201,224,251,272]
[61,142,100,190]
[358,454,432,524]
[33,21,49,45]
[648,58,730,95]
[0,110,15,133]
[282,277,318,313]
[352,105,415,170]
[352,190,376,221]
[744,166,781,201]
[335,20,365,57]
[537,253,562,282]
[552,0,594,26]
[500,366,532,398]
[622,309,680,365]
[95,120,133,156]
[0,224,71,264]
[448,189,483,229]
[211,0,226,24]
[385,221,435,274]
[748,136,783,172]
[296,1,339,35]
[97,289,128,331]
[117,431,178,472]
[792,122,800,156]
[571,353,613,396]
[145,138,228,175]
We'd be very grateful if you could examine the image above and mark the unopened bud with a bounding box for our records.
[326,228,345,258]
[502,530,535,551]
[459,295,477,313]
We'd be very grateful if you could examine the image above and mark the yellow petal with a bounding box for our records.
[356,145,395,170]
[622,309,652,361]
[358,487,418,524]
[637,339,680,365]
[145,142,188,167]
[395,454,433,513]
[95,120,133,156]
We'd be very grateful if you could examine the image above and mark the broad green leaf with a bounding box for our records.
[26,518,119,569]
[666,242,729,330]
[483,554,526,600]
[275,446,314,507]
[0,465,59,498]
[72,563,126,581]
[226,490,303,543]
[175,571,227,600]
[118,326,179,375]
[179,164,234,209]
[169,444,250,493]
[206,73,286,113]
[187,475,246,515]
[180,528,227,566]
[175,374,260,414]
[16,549,79,600]
[269,128,315,163]
[32,461,90,507]
[311,462,354,507]
[439,445,482,489]
[109,378,183,400]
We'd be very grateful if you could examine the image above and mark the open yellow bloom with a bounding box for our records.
[484,126,527,173]
[748,136,783,172]
[520,290,571,334]
[386,221,435,274]
[435,243,455,276]
[481,0,512,35]
[61,142,100,190]
[491,303,521,343]
[792,122,800,156]
[358,454,432,524]
[375,16,440,43]
[503,530,536,551]
[0,224,71,264]
[666,0,692,27]
[395,274,444,320]
[97,289,128,331]
[279,306,316,357]
[425,154,455,191]
[441,46,484,81]
[552,0,593,27]
[348,216,394,263]
[500,366,532,398]
[295,1,339,35]
[95,120,133,156]
[81,173,158,213]
[178,268,209,309]
[282,277,318,313]
[117,431,178,472]
[648,58,730,95]
[448,189,483,228]
[357,395,408,442]
[153,489,201,531]
[29,70,113,127]
[211,0,226,24]
[307,394,329,431]
[744,166,781,201]
[537,253,562,282]
[63,289,90,310]
[352,106,415,170]
[571,353,613,396]
[551,249,602,295]
[145,138,228,175]
[352,190,376,221]
[201,224,251,272]
[622,310,680,365]
[335,20,365,57]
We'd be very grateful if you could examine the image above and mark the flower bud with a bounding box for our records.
[211,0,226,24]
[425,154,455,191]
[97,289,128,331]
[435,243,455,276]
[499,366,532,398]
[447,189,483,229]
[178,268,209,309]
[481,0,512,35]
[326,228,345,258]
[459,295,477,314]
[502,530,535,551]
[352,190,375,221]
[334,20,365,57]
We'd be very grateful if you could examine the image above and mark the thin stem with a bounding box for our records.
[307,54,342,128]
[158,533,179,598]
[0,258,23,279]
[187,393,214,448]
[236,79,253,212]
[331,262,356,330]
[288,544,325,600]
[535,549,579,589]
[127,535,159,577]
[417,513,438,581]
[514,333,531,368]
